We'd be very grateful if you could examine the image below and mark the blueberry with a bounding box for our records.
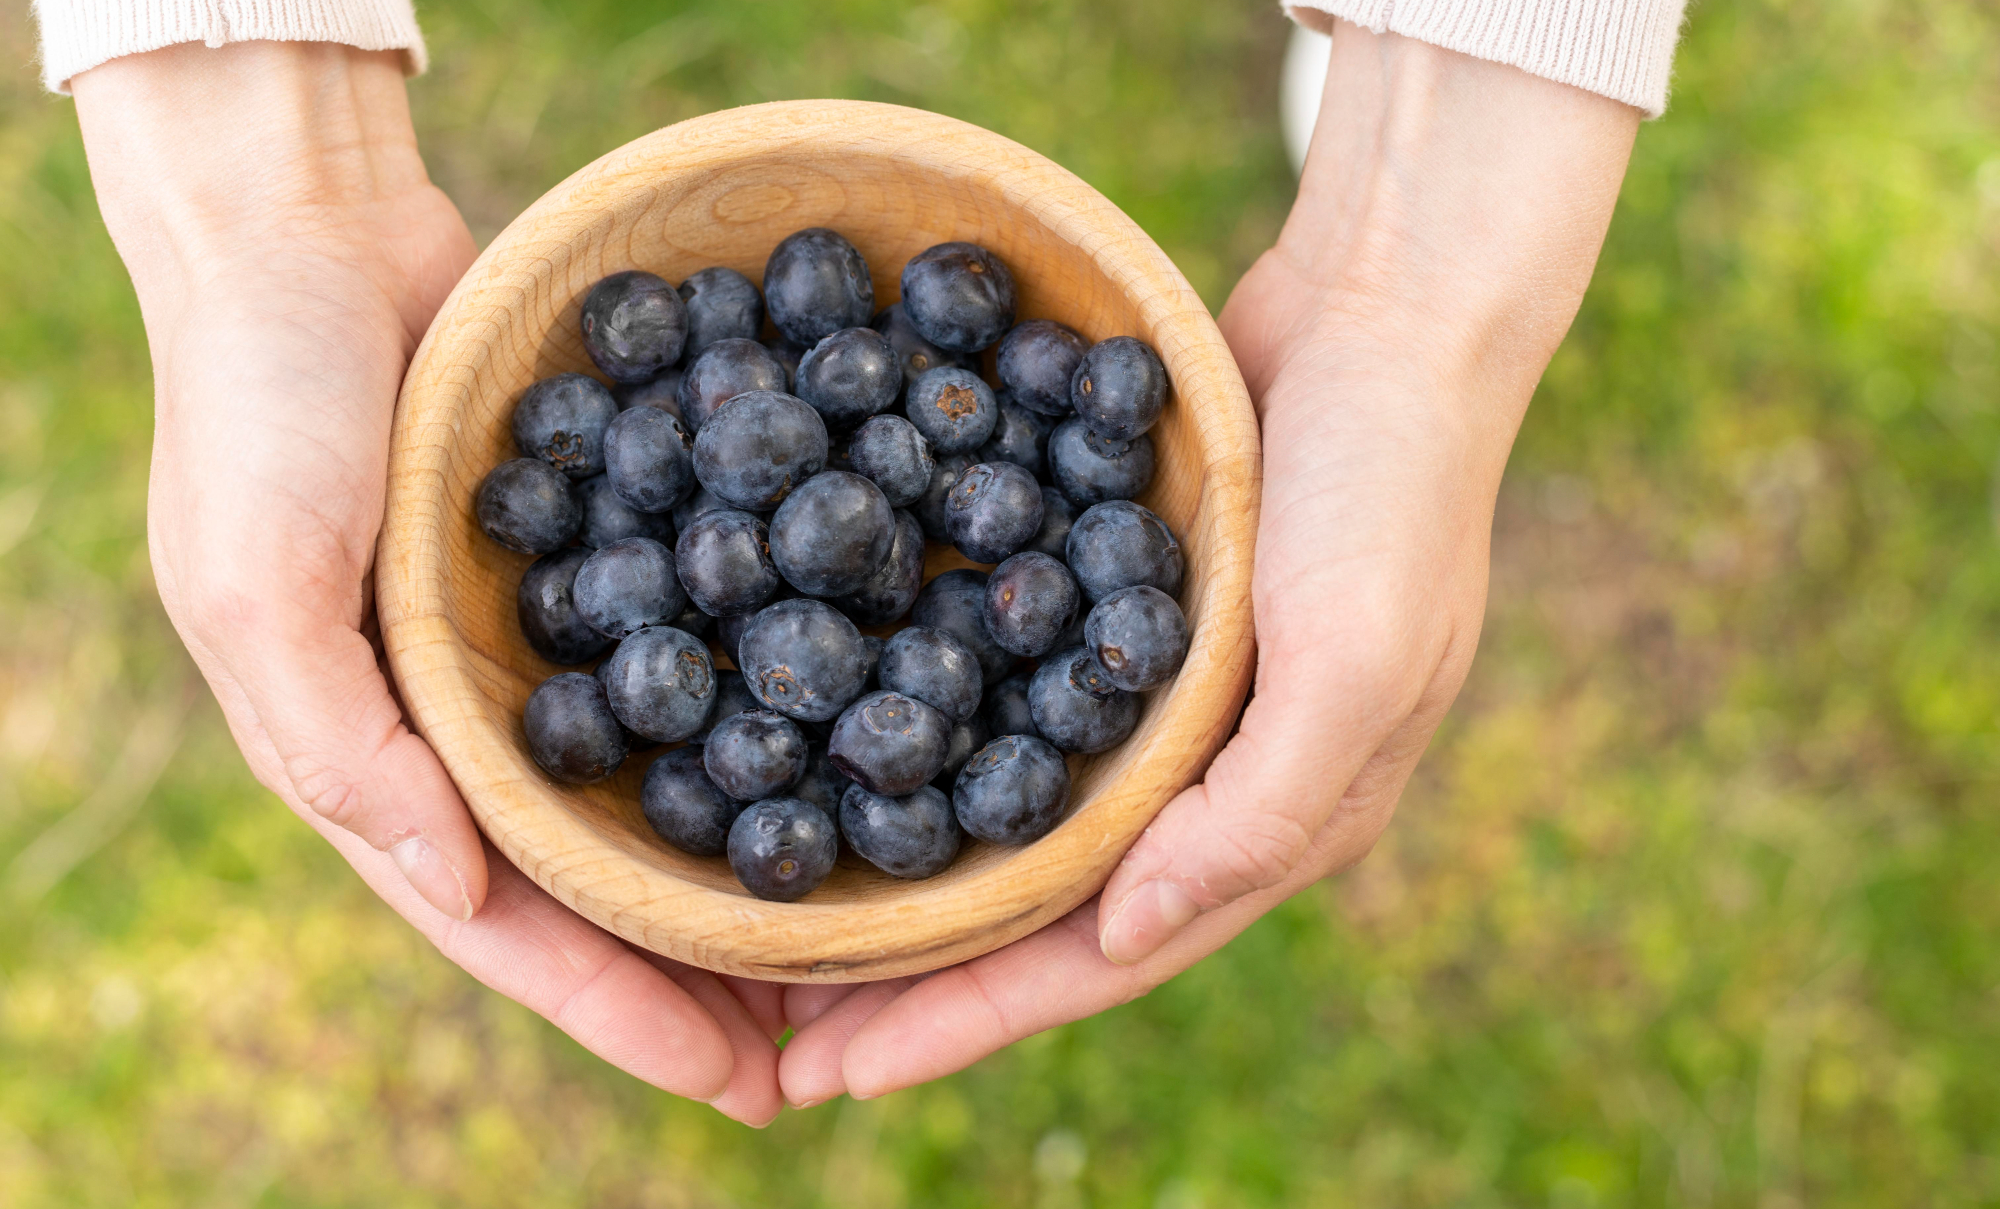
[1024,486,1078,558]
[900,242,1017,352]
[716,610,754,668]
[1027,647,1140,753]
[736,599,871,723]
[641,746,746,856]
[672,485,733,534]
[573,536,686,639]
[678,266,764,359]
[692,390,829,511]
[728,797,839,901]
[933,712,990,790]
[984,552,1079,657]
[516,547,613,666]
[1072,336,1169,441]
[614,368,684,417]
[762,336,805,391]
[513,373,619,479]
[603,404,697,514]
[912,568,1014,683]
[1065,500,1185,603]
[796,327,902,432]
[996,320,1089,416]
[1047,417,1155,506]
[581,270,688,383]
[765,228,874,346]
[952,735,1071,844]
[1085,585,1190,692]
[870,302,969,389]
[914,452,977,542]
[599,625,717,742]
[878,625,984,724]
[703,709,808,801]
[674,508,779,618]
[847,414,936,508]
[982,672,1039,739]
[477,458,581,554]
[672,601,714,639]
[835,509,925,625]
[828,690,952,795]
[978,393,1057,480]
[946,461,1043,564]
[840,783,960,878]
[768,471,894,597]
[575,473,674,549]
[905,366,999,456]
[793,743,857,818]
[676,338,789,433]
[524,673,629,784]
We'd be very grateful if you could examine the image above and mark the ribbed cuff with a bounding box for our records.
[1285,0,1686,117]
[34,0,428,94]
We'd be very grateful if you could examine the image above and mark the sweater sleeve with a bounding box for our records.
[1285,0,1687,117]
[33,0,428,94]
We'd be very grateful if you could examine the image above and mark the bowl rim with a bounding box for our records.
[378,99,1260,982]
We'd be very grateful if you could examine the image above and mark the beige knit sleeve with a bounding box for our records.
[1285,0,1687,117]
[33,0,427,94]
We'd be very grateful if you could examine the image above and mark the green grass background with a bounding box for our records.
[3,0,1999,1204]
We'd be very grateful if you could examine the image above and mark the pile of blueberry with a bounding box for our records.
[475,228,1190,901]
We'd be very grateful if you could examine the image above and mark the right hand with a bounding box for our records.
[73,41,786,1125]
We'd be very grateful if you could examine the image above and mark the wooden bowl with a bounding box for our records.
[378,101,1259,983]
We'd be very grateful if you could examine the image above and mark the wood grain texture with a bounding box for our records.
[377,101,1260,983]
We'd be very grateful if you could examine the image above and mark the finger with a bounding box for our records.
[718,974,791,1043]
[643,958,785,1126]
[783,983,864,1031]
[777,979,915,1107]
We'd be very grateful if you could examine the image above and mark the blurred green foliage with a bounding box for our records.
[3,0,1999,1204]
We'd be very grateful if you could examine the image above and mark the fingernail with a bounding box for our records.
[792,1098,825,1110]
[851,1089,881,1101]
[391,836,474,921]
[1101,880,1201,966]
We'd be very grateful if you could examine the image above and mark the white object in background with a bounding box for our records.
[1281,24,1331,175]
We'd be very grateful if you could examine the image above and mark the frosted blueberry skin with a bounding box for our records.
[899,242,1018,353]
[828,690,952,796]
[1024,486,1078,559]
[573,536,686,640]
[602,404,697,514]
[599,625,717,743]
[878,625,984,724]
[1027,647,1140,754]
[933,711,991,791]
[1047,417,1155,507]
[946,461,1044,564]
[672,602,714,639]
[736,598,872,723]
[1065,500,1186,603]
[764,228,875,346]
[672,485,734,535]
[982,672,1039,740]
[688,668,759,744]
[692,390,829,511]
[996,319,1089,416]
[640,746,746,857]
[728,797,839,901]
[613,367,684,416]
[905,366,999,456]
[524,673,629,784]
[674,508,779,618]
[703,709,809,802]
[676,338,789,433]
[833,508,926,626]
[792,743,857,818]
[513,373,619,479]
[797,327,903,432]
[762,336,805,392]
[913,452,977,542]
[1086,585,1191,692]
[477,458,581,554]
[840,783,961,879]
[952,734,1072,845]
[517,547,613,666]
[768,471,895,598]
[912,568,1015,684]
[1071,336,1169,441]
[984,552,1079,658]
[575,473,674,549]
[978,393,1057,480]
[678,266,765,359]
[581,270,688,383]
[871,302,969,390]
[847,414,936,508]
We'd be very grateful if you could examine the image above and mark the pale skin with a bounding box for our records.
[72,26,1638,1123]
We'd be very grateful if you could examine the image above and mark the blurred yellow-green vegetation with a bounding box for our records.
[3,0,1999,1204]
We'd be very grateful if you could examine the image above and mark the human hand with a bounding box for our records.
[772,26,1642,1105]
[73,41,784,1124]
